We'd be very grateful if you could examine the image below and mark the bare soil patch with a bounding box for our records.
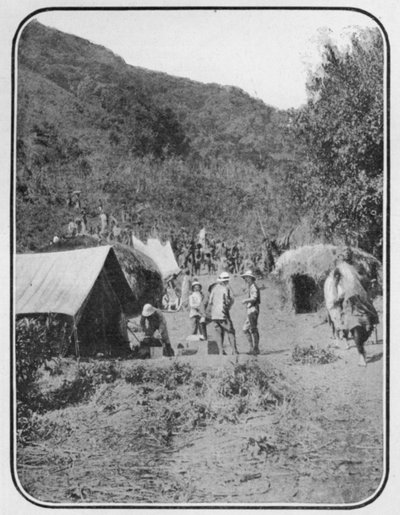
[16,276,385,506]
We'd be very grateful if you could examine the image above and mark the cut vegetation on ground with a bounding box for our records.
[16,276,384,505]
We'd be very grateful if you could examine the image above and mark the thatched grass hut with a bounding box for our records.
[39,235,164,314]
[273,244,382,313]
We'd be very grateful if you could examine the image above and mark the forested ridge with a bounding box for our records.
[16,21,384,258]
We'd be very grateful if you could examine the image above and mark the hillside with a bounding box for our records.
[16,21,299,251]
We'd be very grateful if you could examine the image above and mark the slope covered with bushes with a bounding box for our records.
[16,21,383,259]
[16,21,298,251]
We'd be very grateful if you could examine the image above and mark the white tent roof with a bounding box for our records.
[131,235,180,279]
[15,246,124,317]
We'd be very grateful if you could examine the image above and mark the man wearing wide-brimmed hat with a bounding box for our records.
[206,272,238,355]
[241,270,261,355]
[140,304,174,356]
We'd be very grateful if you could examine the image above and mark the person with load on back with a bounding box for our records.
[241,270,261,355]
[140,304,175,357]
[331,264,379,367]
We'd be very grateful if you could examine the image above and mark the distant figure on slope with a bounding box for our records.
[80,207,88,234]
[75,217,83,235]
[188,279,207,340]
[241,270,261,355]
[203,251,215,274]
[71,191,81,211]
[140,304,174,357]
[67,218,77,237]
[193,244,202,276]
[231,242,240,274]
[206,272,238,355]
[99,208,108,238]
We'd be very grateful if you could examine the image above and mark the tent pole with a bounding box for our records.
[257,210,267,240]
[73,322,80,358]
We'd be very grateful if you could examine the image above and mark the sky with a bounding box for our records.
[32,9,379,109]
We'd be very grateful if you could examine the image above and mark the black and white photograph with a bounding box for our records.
[9,3,390,509]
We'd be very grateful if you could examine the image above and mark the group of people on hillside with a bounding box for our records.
[63,200,135,246]
[139,269,261,357]
[173,235,276,278]
[60,191,277,279]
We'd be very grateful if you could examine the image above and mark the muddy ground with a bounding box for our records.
[16,274,385,507]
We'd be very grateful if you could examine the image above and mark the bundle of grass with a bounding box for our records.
[291,344,339,365]
[273,244,381,313]
[39,235,164,311]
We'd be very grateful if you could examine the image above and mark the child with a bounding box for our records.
[188,279,207,340]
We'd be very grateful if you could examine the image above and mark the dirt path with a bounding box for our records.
[164,274,385,505]
[17,274,385,506]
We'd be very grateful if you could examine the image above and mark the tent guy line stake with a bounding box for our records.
[257,210,267,240]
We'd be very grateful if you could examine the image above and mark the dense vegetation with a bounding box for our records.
[288,29,384,257]
[16,21,384,258]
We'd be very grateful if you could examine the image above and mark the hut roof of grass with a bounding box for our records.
[274,244,381,285]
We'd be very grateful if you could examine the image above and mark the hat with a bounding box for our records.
[241,270,255,279]
[191,280,202,290]
[218,272,230,282]
[142,304,156,317]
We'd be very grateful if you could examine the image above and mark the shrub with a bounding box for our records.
[292,344,339,365]
[123,364,146,384]
[123,362,193,387]
[16,317,55,406]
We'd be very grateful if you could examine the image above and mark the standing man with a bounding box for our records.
[241,270,261,355]
[206,272,238,355]
[140,304,175,356]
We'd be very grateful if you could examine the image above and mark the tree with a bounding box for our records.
[290,28,384,258]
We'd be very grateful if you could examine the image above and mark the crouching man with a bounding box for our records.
[140,303,175,357]
[241,270,261,355]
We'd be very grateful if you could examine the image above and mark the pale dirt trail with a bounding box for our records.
[165,274,385,505]
[17,273,385,506]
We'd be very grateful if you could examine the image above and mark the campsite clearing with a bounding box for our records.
[15,275,385,506]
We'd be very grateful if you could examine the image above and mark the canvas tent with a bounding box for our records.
[131,235,181,280]
[273,244,381,314]
[16,246,137,356]
[39,236,164,310]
